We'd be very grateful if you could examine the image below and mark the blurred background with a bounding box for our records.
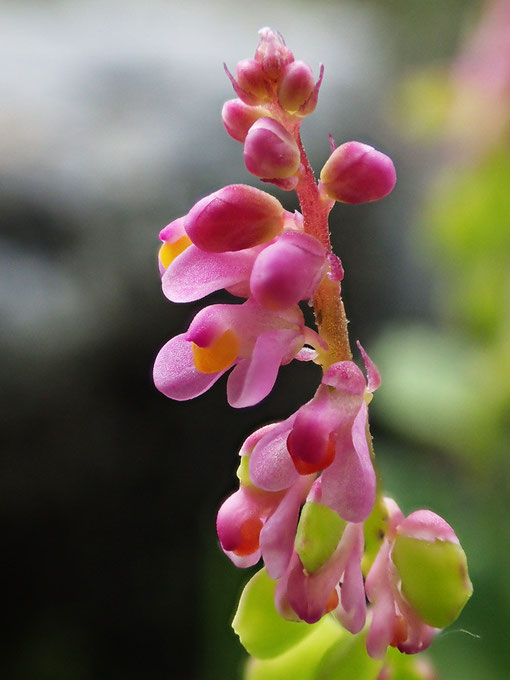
[1,0,509,678]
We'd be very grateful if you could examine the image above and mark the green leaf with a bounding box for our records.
[295,502,346,573]
[232,568,319,659]
[245,616,344,680]
[392,535,473,629]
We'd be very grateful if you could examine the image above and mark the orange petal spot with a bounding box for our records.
[287,431,336,475]
[390,615,409,648]
[159,235,192,269]
[192,329,240,374]
[325,588,339,614]
[233,517,263,557]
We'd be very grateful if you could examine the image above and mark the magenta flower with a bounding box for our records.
[159,213,326,308]
[248,343,380,522]
[153,299,323,408]
[365,499,472,659]
[276,521,366,629]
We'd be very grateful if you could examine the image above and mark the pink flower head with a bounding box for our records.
[320,141,396,204]
[365,500,472,659]
[243,117,301,181]
[153,299,322,408]
[184,184,284,253]
[221,99,268,143]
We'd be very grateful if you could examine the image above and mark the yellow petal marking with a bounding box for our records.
[159,235,192,269]
[192,329,240,374]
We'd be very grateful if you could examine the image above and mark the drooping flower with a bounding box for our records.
[365,499,473,659]
[153,299,323,408]
[248,343,380,523]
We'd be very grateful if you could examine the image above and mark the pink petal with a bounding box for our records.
[249,417,299,492]
[320,402,376,522]
[397,510,459,545]
[162,246,257,303]
[223,548,261,568]
[227,329,299,408]
[260,475,314,579]
[153,334,225,400]
[336,524,366,634]
[366,584,396,659]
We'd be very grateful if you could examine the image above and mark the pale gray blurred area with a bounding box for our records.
[0,0,398,368]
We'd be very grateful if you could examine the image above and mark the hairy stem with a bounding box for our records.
[295,133,352,368]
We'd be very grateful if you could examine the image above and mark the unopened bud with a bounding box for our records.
[250,231,326,310]
[244,117,301,179]
[236,58,270,103]
[185,184,284,252]
[320,141,396,204]
[221,99,267,143]
[277,60,315,113]
[255,27,294,81]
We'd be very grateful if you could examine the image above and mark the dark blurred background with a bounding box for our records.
[2,1,509,679]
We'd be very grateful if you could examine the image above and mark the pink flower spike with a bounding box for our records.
[243,117,301,180]
[320,141,396,204]
[277,60,316,113]
[250,231,327,310]
[185,184,284,253]
[221,99,268,143]
[357,341,381,393]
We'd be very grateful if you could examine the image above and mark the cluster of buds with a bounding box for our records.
[154,28,471,671]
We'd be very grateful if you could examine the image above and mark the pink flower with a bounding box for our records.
[275,520,366,629]
[248,342,380,522]
[153,299,323,408]
[243,117,301,180]
[365,499,472,659]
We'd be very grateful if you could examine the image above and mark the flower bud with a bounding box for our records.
[392,511,473,629]
[277,60,315,113]
[254,27,294,81]
[221,99,267,143]
[250,231,327,310]
[244,117,301,179]
[320,141,396,204]
[185,184,284,252]
[236,58,270,103]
